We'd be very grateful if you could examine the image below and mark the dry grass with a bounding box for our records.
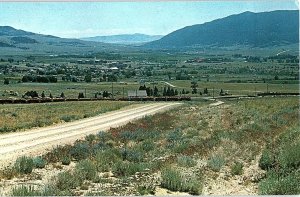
[0,101,131,133]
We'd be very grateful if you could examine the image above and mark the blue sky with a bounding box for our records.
[0,1,298,38]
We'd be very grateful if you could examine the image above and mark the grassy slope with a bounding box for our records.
[1,97,299,195]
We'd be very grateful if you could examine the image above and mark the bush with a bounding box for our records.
[85,134,96,143]
[14,156,34,174]
[278,143,300,169]
[75,159,96,180]
[112,161,149,177]
[61,156,71,165]
[259,149,275,170]
[121,148,144,163]
[12,185,41,196]
[70,142,90,160]
[177,156,197,168]
[207,155,225,172]
[259,170,300,194]
[161,167,182,191]
[95,149,120,172]
[33,156,46,169]
[56,171,81,191]
[60,115,77,122]
[231,162,243,175]
[161,167,202,195]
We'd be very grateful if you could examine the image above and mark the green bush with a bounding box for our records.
[61,156,71,165]
[278,143,300,169]
[75,159,96,180]
[33,156,46,169]
[95,149,120,172]
[177,156,197,168]
[230,162,243,175]
[12,185,41,196]
[259,149,275,170]
[161,167,182,191]
[70,142,90,160]
[56,171,81,191]
[14,156,34,174]
[112,161,149,177]
[60,115,77,122]
[161,167,202,195]
[121,148,144,163]
[207,155,225,172]
[85,134,96,143]
[136,185,155,195]
[259,170,300,195]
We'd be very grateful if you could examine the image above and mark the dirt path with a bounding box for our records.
[0,102,181,168]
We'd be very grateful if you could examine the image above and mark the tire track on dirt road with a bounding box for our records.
[0,102,181,168]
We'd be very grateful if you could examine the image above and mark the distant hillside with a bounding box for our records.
[81,33,163,44]
[145,10,299,49]
[0,26,124,55]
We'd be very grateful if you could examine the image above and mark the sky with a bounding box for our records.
[0,1,298,38]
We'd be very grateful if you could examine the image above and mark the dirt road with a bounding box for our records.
[0,102,181,168]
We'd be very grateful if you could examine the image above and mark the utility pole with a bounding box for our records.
[213,87,215,99]
[267,83,269,93]
[85,88,86,98]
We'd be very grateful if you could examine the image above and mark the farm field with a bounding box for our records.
[0,96,299,195]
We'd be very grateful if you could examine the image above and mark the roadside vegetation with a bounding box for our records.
[1,96,298,195]
[0,101,131,133]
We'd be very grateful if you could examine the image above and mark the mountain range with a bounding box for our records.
[81,34,163,44]
[0,10,298,54]
[0,26,120,55]
[145,10,299,49]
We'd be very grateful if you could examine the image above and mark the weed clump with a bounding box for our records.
[14,156,34,174]
[70,142,90,160]
[207,155,225,172]
[230,162,243,175]
[161,167,202,195]
[33,156,46,169]
[75,159,96,180]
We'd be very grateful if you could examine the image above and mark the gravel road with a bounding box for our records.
[0,102,181,168]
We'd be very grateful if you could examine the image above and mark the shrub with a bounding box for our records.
[97,131,112,142]
[75,159,96,180]
[60,115,76,122]
[56,171,81,191]
[14,156,34,174]
[12,185,40,196]
[259,149,275,170]
[259,170,300,195]
[177,156,197,168]
[161,167,202,195]
[95,149,120,172]
[231,162,243,175]
[207,155,225,172]
[61,156,71,165]
[85,134,96,144]
[160,167,182,191]
[121,148,144,163]
[278,142,300,169]
[136,185,155,195]
[70,142,90,160]
[112,161,149,177]
[33,156,46,169]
